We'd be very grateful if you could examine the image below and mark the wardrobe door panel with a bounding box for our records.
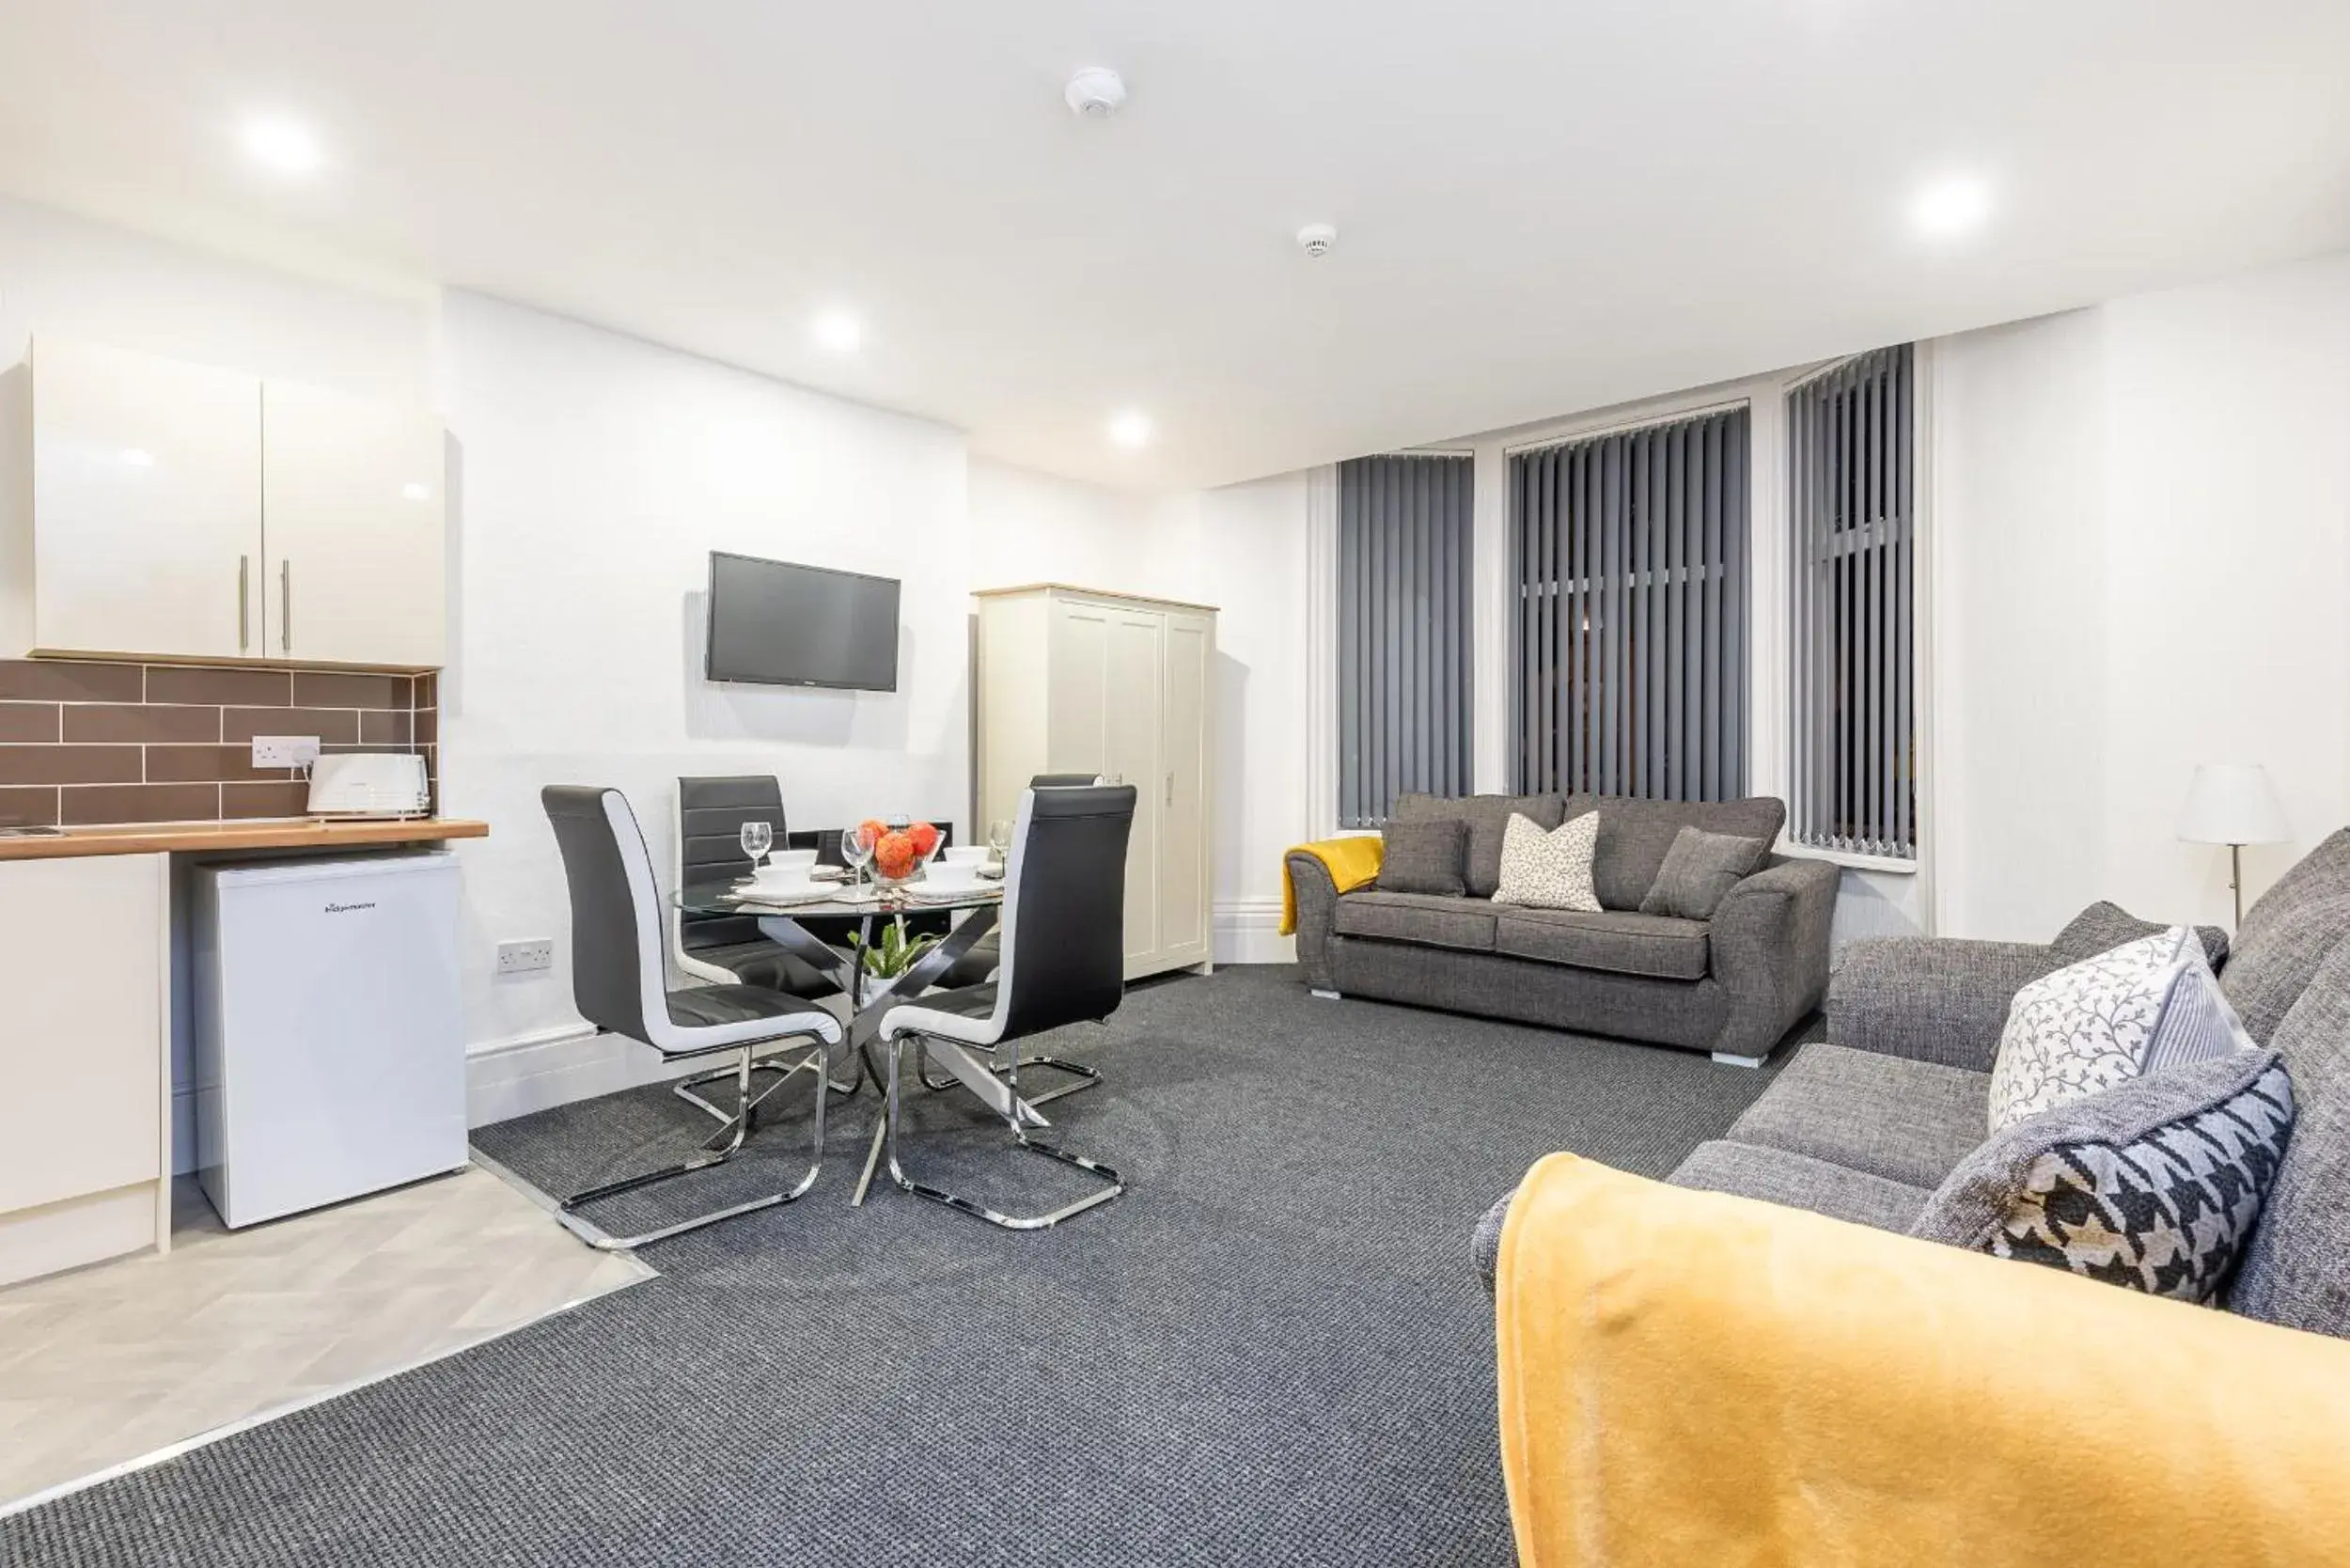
[1104,608,1164,975]
[1047,599,1112,779]
[1158,611,1212,966]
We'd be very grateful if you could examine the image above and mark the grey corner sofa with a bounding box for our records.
[1288,792,1840,1066]
[1475,827,2350,1340]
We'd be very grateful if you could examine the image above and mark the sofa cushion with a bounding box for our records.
[2237,826,2350,947]
[1639,825,1772,920]
[1374,818,1466,897]
[2231,936,2350,1335]
[1330,889,1495,953]
[1564,793,1787,912]
[1916,1051,2294,1305]
[1493,907,1710,980]
[1988,929,2253,1133]
[1669,1140,1934,1233]
[2218,891,2350,1046]
[2053,900,2229,970]
[1491,810,1601,912]
[1394,792,1566,899]
[1728,1043,1990,1189]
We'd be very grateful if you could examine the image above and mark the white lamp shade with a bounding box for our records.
[2177,763,2291,846]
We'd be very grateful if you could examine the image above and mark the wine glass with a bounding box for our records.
[739,819,773,873]
[987,818,1012,870]
[840,824,875,891]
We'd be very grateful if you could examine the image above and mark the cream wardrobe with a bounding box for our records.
[974,585,1215,981]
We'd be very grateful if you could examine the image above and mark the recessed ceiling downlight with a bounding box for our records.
[242,114,325,177]
[1108,411,1151,448]
[1911,174,1993,238]
[812,310,862,353]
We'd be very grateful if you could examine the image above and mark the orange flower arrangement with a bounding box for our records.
[861,818,943,883]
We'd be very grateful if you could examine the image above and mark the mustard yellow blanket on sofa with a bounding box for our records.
[1495,1152,2350,1568]
[1278,836,1383,935]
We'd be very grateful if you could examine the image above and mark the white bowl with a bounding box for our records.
[766,848,819,871]
[941,846,988,867]
[750,866,814,894]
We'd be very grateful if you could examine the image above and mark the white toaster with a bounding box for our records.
[307,752,431,818]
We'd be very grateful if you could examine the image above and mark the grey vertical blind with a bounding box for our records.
[1510,409,1750,800]
[1788,344,1915,860]
[1337,454,1474,827]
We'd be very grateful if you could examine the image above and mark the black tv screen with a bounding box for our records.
[705,552,901,691]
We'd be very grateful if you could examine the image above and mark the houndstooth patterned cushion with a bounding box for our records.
[1922,1057,2296,1303]
[1988,927,2254,1133]
[1491,810,1600,912]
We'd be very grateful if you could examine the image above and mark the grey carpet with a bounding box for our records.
[6,965,1800,1567]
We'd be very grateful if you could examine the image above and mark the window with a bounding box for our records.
[1337,454,1473,827]
[1787,344,1916,860]
[1509,409,1751,800]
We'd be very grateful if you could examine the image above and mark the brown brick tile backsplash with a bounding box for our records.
[224,707,361,745]
[0,703,60,743]
[63,703,222,745]
[61,782,223,825]
[0,785,60,826]
[0,657,437,825]
[144,665,293,708]
[0,660,145,703]
[293,671,412,711]
[0,745,143,786]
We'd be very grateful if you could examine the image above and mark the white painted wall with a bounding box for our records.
[437,290,975,1070]
[1931,251,2350,937]
[0,194,432,403]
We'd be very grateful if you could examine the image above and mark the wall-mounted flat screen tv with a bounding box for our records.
[705,551,901,692]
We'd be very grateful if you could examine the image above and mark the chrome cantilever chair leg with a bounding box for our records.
[883,1032,1121,1231]
[916,1045,1101,1107]
[557,1035,827,1252]
[672,1041,856,1126]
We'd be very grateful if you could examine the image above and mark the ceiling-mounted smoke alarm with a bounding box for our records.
[1296,223,1339,258]
[1065,67,1128,118]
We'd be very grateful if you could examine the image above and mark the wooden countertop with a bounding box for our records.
[0,818,490,861]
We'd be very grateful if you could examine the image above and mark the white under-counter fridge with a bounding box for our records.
[190,851,466,1228]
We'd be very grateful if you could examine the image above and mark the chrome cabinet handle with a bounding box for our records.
[279,560,290,652]
[238,557,250,651]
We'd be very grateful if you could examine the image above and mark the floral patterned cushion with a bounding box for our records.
[1988,927,2256,1134]
[1492,810,1601,913]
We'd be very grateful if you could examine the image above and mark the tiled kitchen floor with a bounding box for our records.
[0,1166,645,1510]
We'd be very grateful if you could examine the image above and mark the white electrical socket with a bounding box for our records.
[252,735,321,768]
[495,938,555,976]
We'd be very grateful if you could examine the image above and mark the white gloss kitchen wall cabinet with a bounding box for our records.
[975,583,1215,981]
[0,337,446,669]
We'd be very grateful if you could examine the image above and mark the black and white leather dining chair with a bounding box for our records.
[875,782,1136,1230]
[672,775,838,999]
[542,785,844,1249]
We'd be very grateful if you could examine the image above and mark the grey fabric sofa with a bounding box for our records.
[1475,828,2350,1340]
[1290,792,1839,1065]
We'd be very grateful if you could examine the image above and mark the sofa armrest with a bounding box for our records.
[1706,855,1840,1058]
[1285,850,1343,990]
[1496,1153,2350,1568]
[1829,936,2065,1072]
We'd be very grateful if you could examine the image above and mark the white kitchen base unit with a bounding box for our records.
[191,852,466,1229]
[0,853,171,1289]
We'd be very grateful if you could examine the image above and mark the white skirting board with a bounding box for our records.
[1214,899,1292,966]
[464,1025,709,1129]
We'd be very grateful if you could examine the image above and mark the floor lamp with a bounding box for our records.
[2177,763,2291,928]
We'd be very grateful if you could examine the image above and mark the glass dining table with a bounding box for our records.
[671,875,1040,1204]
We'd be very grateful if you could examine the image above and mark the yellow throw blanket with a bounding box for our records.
[1278,836,1384,934]
[1496,1152,2350,1568]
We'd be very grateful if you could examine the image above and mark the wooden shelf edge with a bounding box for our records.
[0,818,489,862]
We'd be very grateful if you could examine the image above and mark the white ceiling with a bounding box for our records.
[1,1,2347,491]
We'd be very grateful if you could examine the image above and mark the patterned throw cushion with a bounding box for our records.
[1492,811,1600,912]
[2053,900,2229,970]
[1637,826,1770,920]
[1374,819,1467,898]
[1914,1051,2295,1303]
[1988,927,2256,1133]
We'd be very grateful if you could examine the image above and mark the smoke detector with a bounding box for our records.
[1065,67,1128,118]
[1296,223,1339,259]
